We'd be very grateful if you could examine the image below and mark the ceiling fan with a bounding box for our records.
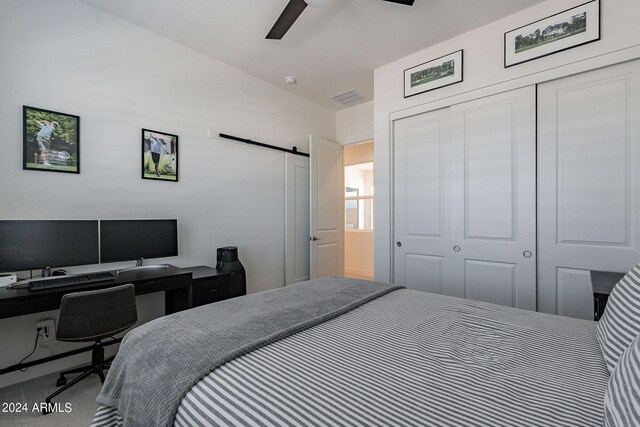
[266,0,415,40]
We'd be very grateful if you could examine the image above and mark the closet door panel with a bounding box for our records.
[465,103,514,240]
[404,122,443,237]
[405,254,444,294]
[464,260,517,307]
[558,79,627,244]
[393,108,451,291]
[556,268,594,320]
[538,60,640,319]
[449,86,537,310]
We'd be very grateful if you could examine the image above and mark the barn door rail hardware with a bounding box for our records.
[219,133,309,157]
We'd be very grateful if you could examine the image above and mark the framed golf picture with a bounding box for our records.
[23,106,80,174]
[142,129,179,182]
[404,50,463,98]
[504,0,600,67]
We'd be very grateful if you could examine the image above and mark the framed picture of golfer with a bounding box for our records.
[23,106,80,174]
[142,129,178,182]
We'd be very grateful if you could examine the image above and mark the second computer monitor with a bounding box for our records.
[100,219,178,264]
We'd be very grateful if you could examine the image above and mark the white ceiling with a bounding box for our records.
[81,0,546,111]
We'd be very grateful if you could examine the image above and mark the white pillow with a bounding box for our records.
[604,333,640,427]
[596,263,640,372]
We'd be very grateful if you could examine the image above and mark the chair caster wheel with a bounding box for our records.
[56,376,67,387]
[42,399,51,415]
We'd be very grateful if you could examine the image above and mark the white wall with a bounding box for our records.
[0,0,335,387]
[374,0,640,284]
[336,101,374,145]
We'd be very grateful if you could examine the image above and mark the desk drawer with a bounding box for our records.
[136,275,189,293]
[193,276,230,306]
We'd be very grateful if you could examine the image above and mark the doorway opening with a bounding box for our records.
[344,141,374,280]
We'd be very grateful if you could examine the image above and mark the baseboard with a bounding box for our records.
[344,268,374,281]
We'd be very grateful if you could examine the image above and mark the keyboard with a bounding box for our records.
[29,272,115,291]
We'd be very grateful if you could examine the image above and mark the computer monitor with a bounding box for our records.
[99,219,178,265]
[0,220,100,273]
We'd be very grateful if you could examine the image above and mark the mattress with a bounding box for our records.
[173,290,608,427]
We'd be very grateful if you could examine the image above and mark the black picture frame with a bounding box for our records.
[23,106,80,174]
[141,128,179,182]
[504,0,600,68]
[404,50,464,98]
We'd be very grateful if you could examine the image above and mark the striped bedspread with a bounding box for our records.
[94,289,609,427]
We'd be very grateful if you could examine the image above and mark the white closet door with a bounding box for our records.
[538,60,640,319]
[449,86,537,310]
[393,108,451,293]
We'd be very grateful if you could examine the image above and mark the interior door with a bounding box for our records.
[449,86,537,310]
[393,108,451,292]
[538,60,640,319]
[310,135,344,279]
[285,153,310,285]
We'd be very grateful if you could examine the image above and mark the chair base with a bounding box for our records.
[43,343,114,415]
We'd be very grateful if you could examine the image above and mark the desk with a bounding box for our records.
[185,265,245,307]
[0,266,209,375]
[590,270,625,321]
[0,265,192,320]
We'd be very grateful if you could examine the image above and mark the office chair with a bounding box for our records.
[44,284,137,413]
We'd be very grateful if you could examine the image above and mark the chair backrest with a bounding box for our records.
[56,284,137,342]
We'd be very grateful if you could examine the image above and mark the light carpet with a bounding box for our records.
[0,370,101,427]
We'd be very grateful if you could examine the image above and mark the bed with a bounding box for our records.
[91,277,611,427]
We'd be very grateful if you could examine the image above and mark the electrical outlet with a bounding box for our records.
[36,319,55,342]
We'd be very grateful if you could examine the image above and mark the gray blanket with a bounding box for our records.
[96,277,403,427]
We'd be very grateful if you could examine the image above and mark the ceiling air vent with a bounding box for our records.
[331,90,365,107]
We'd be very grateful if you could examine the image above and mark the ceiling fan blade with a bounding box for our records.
[266,0,309,40]
[382,0,415,5]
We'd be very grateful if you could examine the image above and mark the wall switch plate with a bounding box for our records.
[36,319,55,342]
[207,129,217,138]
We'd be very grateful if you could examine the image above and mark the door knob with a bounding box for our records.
[311,236,320,241]
[453,245,461,252]
[396,241,402,247]
[523,250,533,258]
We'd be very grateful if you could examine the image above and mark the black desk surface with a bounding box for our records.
[0,265,192,319]
[183,265,228,280]
[590,270,626,295]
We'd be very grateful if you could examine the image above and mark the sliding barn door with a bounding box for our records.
[538,60,640,319]
[449,87,537,310]
[285,153,310,285]
[310,135,344,279]
[393,108,451,293]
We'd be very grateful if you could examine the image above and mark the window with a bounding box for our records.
[344,162,373,230]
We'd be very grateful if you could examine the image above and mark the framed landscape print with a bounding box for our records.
[142,129,178,182]
[404,50,463,98]
[504,0,600,68]
[23,106,80,174]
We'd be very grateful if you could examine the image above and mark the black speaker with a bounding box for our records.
[216,246,246,296]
